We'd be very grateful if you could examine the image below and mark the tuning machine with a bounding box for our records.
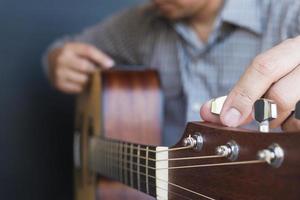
[215,140,239,161]
[254,99,277,133]
[211,96,227,115]
[257,143,284,168]
[183,133,204,151]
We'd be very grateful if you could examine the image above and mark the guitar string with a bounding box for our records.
[155,160,267,170]
[93,161,202,200]
[96,142,268,169]
[94,150,266,171]
[100,140,193,153]
[95,149,226,171]
[134,179,194,200]
[96,173,182,200]
[98,141,226,162]
[94,141,266,199]
[156,154,225,162]
[93,145,216,200]
[93,160,216,200]
[96,145,225,162]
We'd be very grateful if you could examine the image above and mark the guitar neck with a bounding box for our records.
[88,136,169,199]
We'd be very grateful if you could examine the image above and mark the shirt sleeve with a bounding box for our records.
[286,0,300,37]
[42,5,156,75]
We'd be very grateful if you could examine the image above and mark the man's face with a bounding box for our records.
[153,0,209,20]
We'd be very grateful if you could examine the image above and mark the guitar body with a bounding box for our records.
[74,68,300,200]
[74,69,163,200]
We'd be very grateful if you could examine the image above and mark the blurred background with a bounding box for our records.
[0,0,143,199]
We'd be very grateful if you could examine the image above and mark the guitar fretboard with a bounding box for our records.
[89,137,168,198]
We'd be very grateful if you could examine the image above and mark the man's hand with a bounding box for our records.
[200,36,300,131]
[48,42,115,94]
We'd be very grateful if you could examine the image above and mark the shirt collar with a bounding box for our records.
[220,0,263,35]
[172,0,263,55]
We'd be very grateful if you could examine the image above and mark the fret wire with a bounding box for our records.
[109,141,111,177]
[115,142,118,180]
[104,141,106,176]
[111,142,113,178]
[118,143,123,183]
[146,146,149,195]
[106,141,109,177]
[112,142,116,179]
[113,142,115,178]
[127,144,131,186]
[130,144,134,188]
[99,141,102,174]
[107,141,109,176]
[124,143,128,185]
[112,142,114,177]
[102,141,105,175]
[137,144,141,191]
[121,142,124,183]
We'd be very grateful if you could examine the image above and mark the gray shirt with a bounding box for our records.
[45,0,300,145]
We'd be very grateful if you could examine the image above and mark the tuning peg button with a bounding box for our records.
[211,96,227,115]
[295,101,300,120]
[254,99,277,133]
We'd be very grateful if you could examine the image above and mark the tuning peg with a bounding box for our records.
[211,96,227,115]
[254,99,277,133]
[295,101,300,120]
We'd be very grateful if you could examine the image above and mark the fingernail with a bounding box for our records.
[104,59,115,68]
[223,107,242,127]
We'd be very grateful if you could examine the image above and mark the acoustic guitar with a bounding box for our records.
[73,69,300,200]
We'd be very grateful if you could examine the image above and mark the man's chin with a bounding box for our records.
[159,10,183,20]
[153,4,181,20]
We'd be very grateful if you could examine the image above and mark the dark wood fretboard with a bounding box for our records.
[89,137,159,198]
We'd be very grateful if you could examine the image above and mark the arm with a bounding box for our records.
[44,6,148,93]
[200,1,300,131]
[200,36,300,131]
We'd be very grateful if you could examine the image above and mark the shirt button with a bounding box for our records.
[192,103,202,113]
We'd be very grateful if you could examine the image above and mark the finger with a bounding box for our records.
[200,100,222,124]
[65,56,96,74]
[220,38,300,127]
[200,99,253,125]
[58,81,83,94]
[66,43,115,68]
[282,114,300,132]
[63,69,89,85]
[265,66,300,128]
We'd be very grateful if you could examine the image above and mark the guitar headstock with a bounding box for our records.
[166,98,300,200]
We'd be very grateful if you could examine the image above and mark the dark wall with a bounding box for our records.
[0,0,143,199]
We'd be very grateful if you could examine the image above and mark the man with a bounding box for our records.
[45,0,300,145]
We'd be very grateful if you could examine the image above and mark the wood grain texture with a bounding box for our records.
[169,122,300,200]
[101,69,163,144]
